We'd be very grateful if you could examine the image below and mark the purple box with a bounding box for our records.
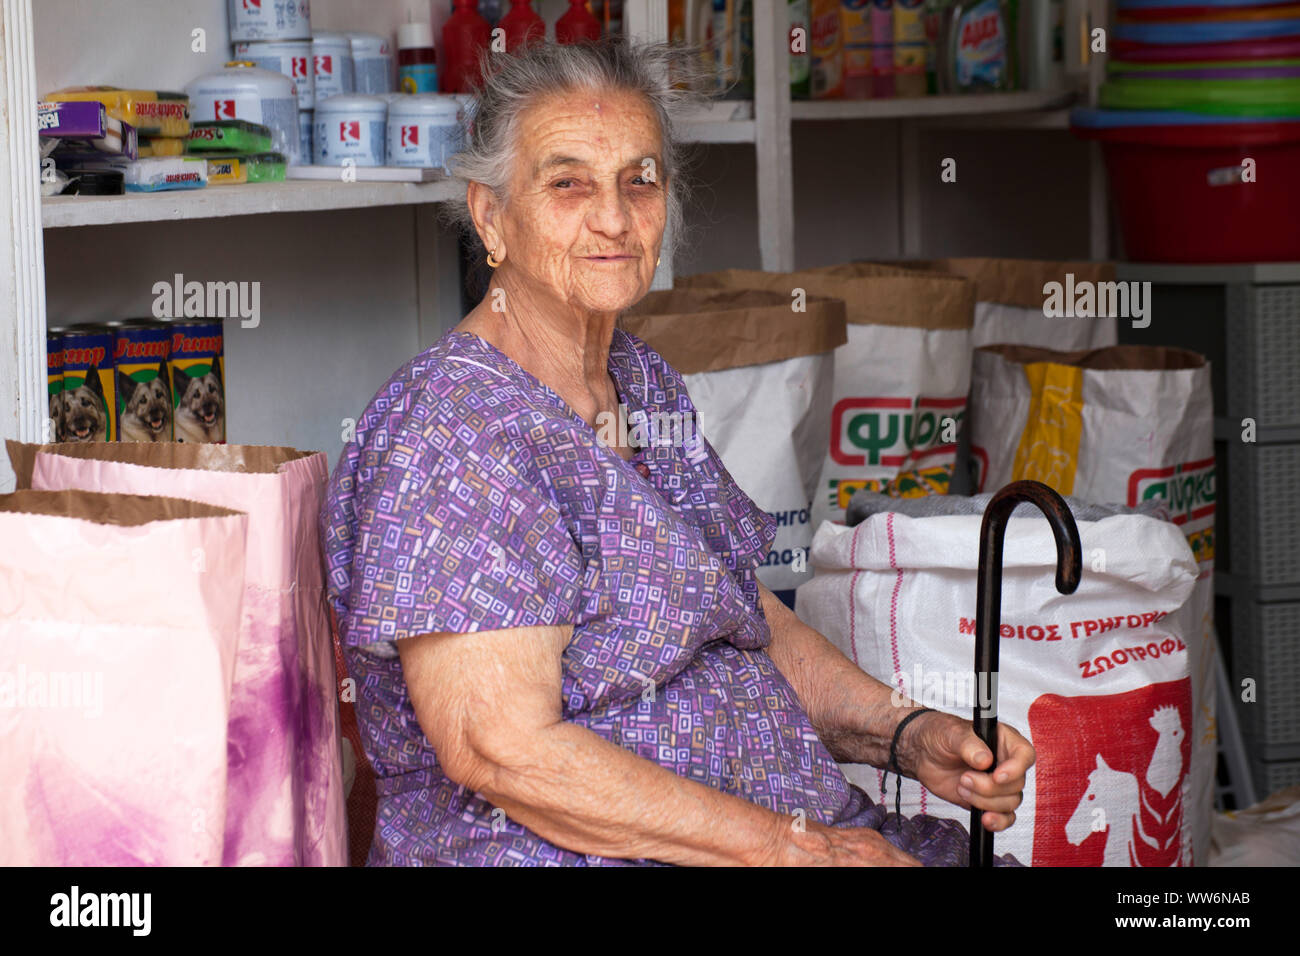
[36,100,109,138]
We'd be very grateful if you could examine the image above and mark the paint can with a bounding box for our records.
[386,94,460,170]
[314,94,387,166]
[227,0,311,43]
[298,109,313,164]
[185,63,301,162]
[233,39,315,109]
[313,32,356,102]
[349,32,395,95]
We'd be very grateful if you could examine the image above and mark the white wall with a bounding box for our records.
[43,207,424,463]
[679,121,1095,275]
[34,0,575,94]
[29,0,1099,467]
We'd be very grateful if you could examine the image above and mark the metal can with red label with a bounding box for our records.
[59,325,116,443]
[112,321,173,443]
[167,321,226,444]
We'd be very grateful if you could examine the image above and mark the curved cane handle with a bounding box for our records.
[971,480,1081,868]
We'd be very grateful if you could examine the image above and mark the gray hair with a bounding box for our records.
[443,38,709,261]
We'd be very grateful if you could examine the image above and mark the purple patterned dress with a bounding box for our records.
[321,328,1019,866]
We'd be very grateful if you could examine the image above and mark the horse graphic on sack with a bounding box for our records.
[1030,682,1192,866]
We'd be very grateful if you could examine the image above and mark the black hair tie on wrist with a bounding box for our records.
[882,707,936,823]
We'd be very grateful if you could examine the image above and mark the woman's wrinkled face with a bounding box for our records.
[491,88,667,315]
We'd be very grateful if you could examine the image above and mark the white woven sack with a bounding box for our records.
[797,510,1200,866]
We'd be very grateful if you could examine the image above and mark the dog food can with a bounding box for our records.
[313,32,356,101]
[349,32,395,95]
[234,40,315,109]
[314,94,387,166]
[46,329,64,443]
[167,321,226,444]
[227,0,311,43]
[59,325,116,442]
[387,94,460,170]
[112,321,173,443]
[185,63,301,163]
[298,108,313,163]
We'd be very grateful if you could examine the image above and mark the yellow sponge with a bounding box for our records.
[42,87,191,138]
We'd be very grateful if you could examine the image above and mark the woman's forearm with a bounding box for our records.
[401,626,818,866]
[463,718,801,866]
[758,586,929,771]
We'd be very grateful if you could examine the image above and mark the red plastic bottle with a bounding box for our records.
[500,0,544,52]
[557,0,601,44]
[442,0,491,93]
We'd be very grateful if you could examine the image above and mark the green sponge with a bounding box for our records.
[188,119,273,153]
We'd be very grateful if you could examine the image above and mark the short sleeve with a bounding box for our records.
[322,385,586,648]
[618,329,778,587]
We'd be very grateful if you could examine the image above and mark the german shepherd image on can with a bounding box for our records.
[59,325,115,442]
[113,321,173,442]
[168,320,225,444]
[47,329,65,443]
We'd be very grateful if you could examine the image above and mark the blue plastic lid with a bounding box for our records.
[1115,19,1300,44]
[1071,106,1300,127]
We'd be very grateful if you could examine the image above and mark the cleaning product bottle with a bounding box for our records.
[708,0,746,94]
[810,0,844,98]
[669,0,687,44]
[669,0,693,88]
[842,0,873,100]
[557,0,601,44]
[741,1,756,96]
[1021,0,1063,91]
[500,0,544,51]
[397,21,438,93]
[940,0,1016,93]
[602,0,625,36]
[728,1,755,99]
[789,0,811,99]
[870,0,894,98]
[443,0,491,93]
[924,0,949,94]
[894,0,927,97]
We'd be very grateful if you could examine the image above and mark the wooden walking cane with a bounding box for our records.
[971,481,1081,868]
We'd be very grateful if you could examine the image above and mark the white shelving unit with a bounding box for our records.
[790,90,1074,122]
[0,0,1107,489]
[42,178,464,229]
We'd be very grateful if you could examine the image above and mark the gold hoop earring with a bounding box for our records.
[486,248,503,268]
[656,255,662,267]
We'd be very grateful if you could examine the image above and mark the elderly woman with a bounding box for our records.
[322,39,1031,866]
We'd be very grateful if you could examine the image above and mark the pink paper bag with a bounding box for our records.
[12,441,347,866]
[0,489,248,865]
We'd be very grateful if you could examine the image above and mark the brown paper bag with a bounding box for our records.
[7,439,346,867]
[621,287,848,598]
[674,266,975,525]
[874,257,1119,349]
[0,488,248,865]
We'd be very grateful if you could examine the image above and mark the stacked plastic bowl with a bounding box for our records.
[1071,1,1300,262]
